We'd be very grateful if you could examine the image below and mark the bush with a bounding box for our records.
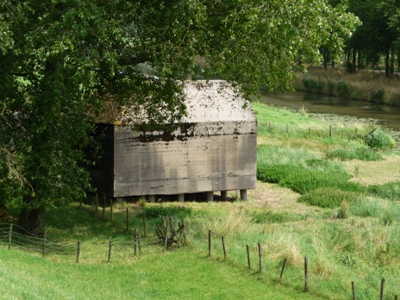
[144,206,192,218]
[327,80,335,96]
[298,188,361,208]
[302,78,324,93]
[326,146,382,161]
[367,181,400,201]
[363,129,396,150]
[370,88,385,103]
[279,169,363,194]
[257,164,307,183]
[336,81,353,98]
[389,93,400,106]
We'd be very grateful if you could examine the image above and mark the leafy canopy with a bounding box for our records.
[0,0,360,220]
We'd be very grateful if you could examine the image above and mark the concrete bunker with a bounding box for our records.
[91,80,257,202]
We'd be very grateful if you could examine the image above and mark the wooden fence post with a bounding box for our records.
[279,258,287,283]
[8,224,12,250]
[133,228,137,256]
[163,217,168,252]
[304,256,309,292]
[76,241,81,263]
[142,211,148,238]
[380,277,385,300]
[246,245,251,269]
[126,207,129,232]
[258,242,263,273]
[351,281,355,300]
[221,236,226,260]
[42,234,46,258]
[108,241,112,263]
[329,125,332,137]
[138,233,141,255]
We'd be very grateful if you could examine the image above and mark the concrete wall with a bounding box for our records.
[111,120,256,197]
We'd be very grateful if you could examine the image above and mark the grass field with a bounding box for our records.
[2,101,400,299]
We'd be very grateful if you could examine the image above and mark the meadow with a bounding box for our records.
[2,101,400,299]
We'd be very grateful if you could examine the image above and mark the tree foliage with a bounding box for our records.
[346,0,400,74]
[0,0,359,234]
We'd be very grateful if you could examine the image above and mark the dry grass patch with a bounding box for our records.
[344,155,400,185]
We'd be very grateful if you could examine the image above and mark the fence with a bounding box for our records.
[1,221,399,298]
[258,120,400,154]
[0,213,184,264]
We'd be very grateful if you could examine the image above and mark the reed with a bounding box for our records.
[294,66,400,105]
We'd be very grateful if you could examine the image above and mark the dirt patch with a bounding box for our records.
[247,181,312,214]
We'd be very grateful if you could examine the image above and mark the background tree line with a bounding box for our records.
[322,0,400,76]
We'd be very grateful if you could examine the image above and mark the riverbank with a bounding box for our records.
[293,66,400,106]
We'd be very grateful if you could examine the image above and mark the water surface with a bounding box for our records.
[261,92,400,130]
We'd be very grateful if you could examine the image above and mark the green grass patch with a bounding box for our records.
[279,169,363,194]
[144,205,192,219]
[257,145,362,195]
[367,181,400,201]
[298,188,361,208]
[326,146,382,161]
[251,211,302,223]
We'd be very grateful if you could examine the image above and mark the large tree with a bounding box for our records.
[0,0,359,235]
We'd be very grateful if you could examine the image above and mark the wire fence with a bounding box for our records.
[1,221,399,298]
[258,120,400,153]
[0,221,166,263]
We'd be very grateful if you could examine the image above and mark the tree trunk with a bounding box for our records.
[352,49,357,74]
[19,201,46,236]
[385,48,390,77]
[390,47,395,75]
[357,51,362,70]
[323,48,328,70]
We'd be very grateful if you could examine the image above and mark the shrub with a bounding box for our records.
[367,181,400,201]
[298,188,361,208]
[336,81,352,98]
[326,146,382,161]
[363,129,396,150]
[370,88,385,103]
[389,93,400,106]
[257,163,314,183]
[327,80,335,96]
[144,206,192,218]
[279,168,363,194]
[302,78,324,93]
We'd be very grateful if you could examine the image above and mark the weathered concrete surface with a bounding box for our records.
[92,80,257,198]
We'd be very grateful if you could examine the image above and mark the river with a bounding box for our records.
[261,92,400,131]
